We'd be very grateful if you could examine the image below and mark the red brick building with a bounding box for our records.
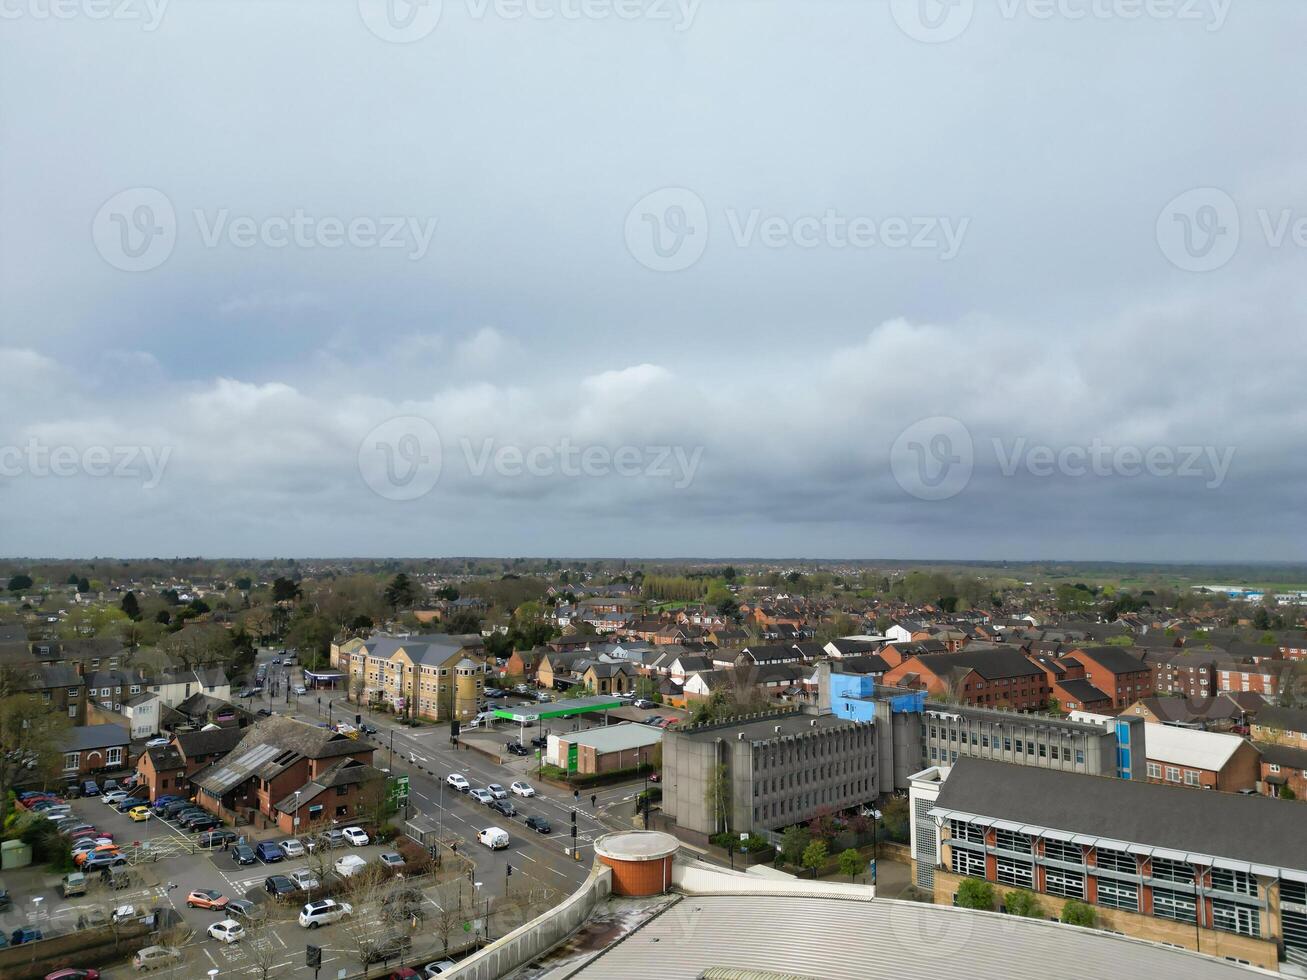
[1060,647,1154,708]
[883,647,1050,711]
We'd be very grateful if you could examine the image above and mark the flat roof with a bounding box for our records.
[564,894,1260,980]
[677,712,861,744]
[558,722,663,753]
[494,695,622,722]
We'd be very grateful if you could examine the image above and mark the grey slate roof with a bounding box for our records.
[1065,645,1149,675]
[65,724,130,751]
[1056,678,1111,704]
[1254,704,1307,733]
[935,757,1307,874]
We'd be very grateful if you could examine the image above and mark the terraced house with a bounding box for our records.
[334,632,488,722]
[921,758,1307,972]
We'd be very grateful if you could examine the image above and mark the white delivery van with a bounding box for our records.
[477,827,510,850]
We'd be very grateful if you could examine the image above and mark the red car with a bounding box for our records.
[186,889,228,910]
[45,971,101,980]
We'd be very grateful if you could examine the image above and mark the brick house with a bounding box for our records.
[134,725,246,802]
[504,648,542,683]
[61,724,131,778]
[1141,725,1262,792]
[1060,647,1154,708]
[1250,705,1307,750]
[1051,677,1113,713]
[190,716,382,830]
[883,647,1051,711]
[1258,742,1307,799]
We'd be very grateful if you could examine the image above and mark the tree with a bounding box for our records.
[779,825,810,866]
[837,847,863,882]
[7,573,33,593]
[442,610,483,635]
[76,576,91,593]
[1004,888,1043,917]
[705,763,730,834]
[801,839,828,879]
[234,576,253,591]
[271,577,302,603]
[1281,786,1298,801]
[955,878,995,910]
[384,573,418,611]
[1060,899,1097,927]
[0,667,71,824]
[120,590,141,621]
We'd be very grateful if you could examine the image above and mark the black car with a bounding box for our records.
[197,830,237,849]
[0,888,10,912]
[264,875,296,898]
[505,741,530,757]
[530,735,547,748]
[256,708,273,717]
[232,844,256,865]
[490,799,516,818]
[525,815,552,834]
[188,817,221,832]
[360,723,378,735]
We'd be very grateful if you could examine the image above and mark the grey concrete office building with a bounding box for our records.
[918,702,1145,780]
[660,709,876,838]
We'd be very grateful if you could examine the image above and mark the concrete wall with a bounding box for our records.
[661,731,718,835]
[674,857,875,900]
[440,864,612,980]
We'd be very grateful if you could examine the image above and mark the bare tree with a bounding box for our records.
[241,903,290,980]
[0,666,71,822]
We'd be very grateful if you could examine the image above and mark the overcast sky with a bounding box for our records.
[1,0,1304,561]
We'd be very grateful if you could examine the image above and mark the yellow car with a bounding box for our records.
[128,806,152,822]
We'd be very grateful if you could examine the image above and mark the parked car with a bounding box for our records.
[293,685,307,695]
[12,926,44,944]
[128,806,151,822]
[117,797,144,813]
[360,723,378,735]
[323,828,346,848]
[334,855,368,878]
[43,969,100,980]
[82,852,127,872]
[505,741,530,757]
[58,872,88,897]
[225,898,258,920]
[0,887,9,912]
[642,716,664,727]
[144,737,170,748]
[446,773,470,792]
[298,899,353,928]
[341,826,370,847]
[150,795,180,810]
[76,908,109,929]
[529,735,547,748]
[490,799,516,818]
[81,780,100,796]
[197,830,237,849]
[477,827,510,850]
[132,946,182,971]
[288,869,319,891]
[487,784,508,800]
[510,780,536,797]
[102,790,129,806]
[525,815,552,834]
[381,887,424,922]
[186,889,228,910]
[264,875,297,898]
[280,838,305,858]
[181,813,220,832]
[424,962,458,977]
[632,698,654,710]
[379,851,405,871]
[207,919,244,944]
[232,844,256,865]
[255,841,284,863]
[469,788,493,805]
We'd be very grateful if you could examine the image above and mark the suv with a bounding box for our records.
[446,773,470,792]
[299,899,353,928]
[264,875,297,899]
[490,799,516,818]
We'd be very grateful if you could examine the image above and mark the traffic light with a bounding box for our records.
[571,824,577,840]
[306,944,322,968]
[506,863,514,877]
[571,809,577,825]
[355,714,361,726]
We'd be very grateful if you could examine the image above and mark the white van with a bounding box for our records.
[466,711,497,730]
[477,826,510,850]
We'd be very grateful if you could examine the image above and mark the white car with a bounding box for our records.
[341,826,369,847]
[298,898,352,928]
[510,781,536,798]
[469,788,494,805]
[208,919,245,944]
[144,736,171,748]
[487,784,508,800]
[289,869,319,891]
[334,854,368,877]
[280,838,305,859]
[111,903,137,923]
[293,685,307,695]
[446,773,470,792]
[477,826,510,850]
[102,790,129,806]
